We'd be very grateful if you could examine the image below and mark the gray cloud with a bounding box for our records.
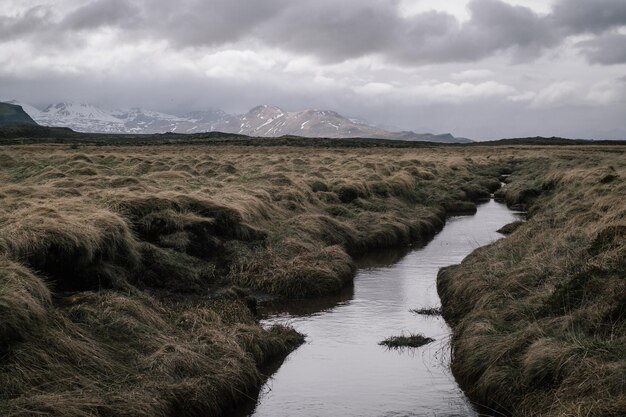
[578,33,626,65]
[2,0,625,141]
[553,0,626,34]
[249,0,559,64]
[260,0,397,61]
[222,0,560,64]
[149,0,289,47]
[0,5,53,41]
[2,0,625,65]
[392,0,558,63]
[62,0,139,31]
[3,70,624,141]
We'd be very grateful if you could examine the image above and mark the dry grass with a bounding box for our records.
[0,143,514,416]
[0,292,303,417]
[0,144,511,296]
[379,333,435,349]
[438,148,626,417]
[1,142,623,416]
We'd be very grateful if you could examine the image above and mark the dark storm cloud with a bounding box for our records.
[553,0,626,34]
[392,0,558,63]
[578,33,626,65]
[551,0,626,64]
[147,0,290,47]
[259,0,397,61]
[2,0,626,65]
[62,0,139,30]
[0,5,53,41]
[1,0,288,47]
[255,0,558,63]
[68,0,291,47]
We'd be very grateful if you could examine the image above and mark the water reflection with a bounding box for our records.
[241,200,522,417]
[353,244,416,269]
[259,285,355,319]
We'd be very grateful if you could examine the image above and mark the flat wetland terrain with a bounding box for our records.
[0,136,624,417]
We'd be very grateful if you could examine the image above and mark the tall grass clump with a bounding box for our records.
[0,258,51,348]
[438,149,626,417]
[2,141,611,415]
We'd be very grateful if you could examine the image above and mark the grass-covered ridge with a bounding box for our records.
[438,150,626,417]
[0,143,513,416]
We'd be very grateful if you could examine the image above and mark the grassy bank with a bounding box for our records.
[438,148,626,416]
[0,143,512,416]
[3,140,623,416]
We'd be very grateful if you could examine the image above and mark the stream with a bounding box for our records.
[242,200,522,417]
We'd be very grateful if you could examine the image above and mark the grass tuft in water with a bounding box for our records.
[379,333,435,348]
[410,307,442,316]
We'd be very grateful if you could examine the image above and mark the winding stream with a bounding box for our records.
[244,200,522,417]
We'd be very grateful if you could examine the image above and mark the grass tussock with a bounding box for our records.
[0,258,51,347]
[438,150,626,417]
[0,291,303,417]
[410,307,442,316]
[0,143,517,415]
[379,333,435,349]
[2,142,622,415]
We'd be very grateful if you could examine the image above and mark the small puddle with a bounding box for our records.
[241,200,523,417]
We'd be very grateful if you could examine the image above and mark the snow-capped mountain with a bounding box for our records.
[234,105,369,137]
[4,100,470,143]
[39,102,125,133]
[184,110,239,133]
[228,105,466,142]
[110,108,190,134]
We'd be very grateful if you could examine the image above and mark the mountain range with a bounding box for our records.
[2,100,471,143]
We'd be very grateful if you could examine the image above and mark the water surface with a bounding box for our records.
[246,200,522,417]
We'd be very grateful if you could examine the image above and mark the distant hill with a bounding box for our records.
[479,136,626,145]
[224,105,470,143]
[5,100,470,143]
[0,102,38,126]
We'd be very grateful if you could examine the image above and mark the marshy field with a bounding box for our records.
[0,137,624,417]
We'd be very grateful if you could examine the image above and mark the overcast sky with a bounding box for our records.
[1,0,626,140]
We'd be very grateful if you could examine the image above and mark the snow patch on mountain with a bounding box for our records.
[4,100,471,143]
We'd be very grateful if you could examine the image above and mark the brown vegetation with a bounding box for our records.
[1,140,623,416]
[438,149,626,417]
[379,333,434,349]
[0,143,510,416]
